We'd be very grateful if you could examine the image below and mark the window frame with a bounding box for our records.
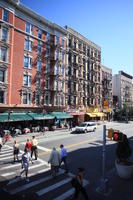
[25,22,33,35]
[2,9,9,22]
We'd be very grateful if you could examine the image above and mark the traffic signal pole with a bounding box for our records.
[102,124,106,181]
[96,125,112,196]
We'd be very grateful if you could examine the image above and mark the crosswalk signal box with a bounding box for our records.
[108,128,114,139]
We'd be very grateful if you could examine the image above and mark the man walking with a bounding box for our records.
[72,167,89,199]
[48,147,60,178]
[20,148,33,182]
[60,144,68,173]
[69,120,72,131]
[31,136,38,160]
[0,136,2,152]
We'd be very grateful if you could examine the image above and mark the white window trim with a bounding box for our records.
[24,55,32,69]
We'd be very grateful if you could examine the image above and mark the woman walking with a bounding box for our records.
[13,140,19,162]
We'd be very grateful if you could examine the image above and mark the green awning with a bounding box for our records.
[50,112,73,119]
[28,113,54,120]
[44,114,54,120]
[0,113,9,122]
[28,113,44,120]
[11,113,32,121]
[0,113,32,122]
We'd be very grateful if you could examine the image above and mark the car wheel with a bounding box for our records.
[84,129,87,133]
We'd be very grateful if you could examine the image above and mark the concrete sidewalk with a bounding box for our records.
[89,169,133,200]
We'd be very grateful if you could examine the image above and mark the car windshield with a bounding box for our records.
[79,123,87,127]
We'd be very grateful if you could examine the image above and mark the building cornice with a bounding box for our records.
[65,25,101,51]
[3,0,67,35]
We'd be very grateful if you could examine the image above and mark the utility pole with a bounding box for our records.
[96,125,112,196]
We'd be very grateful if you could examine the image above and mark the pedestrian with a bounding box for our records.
[25,139,32,152]
[13,140,19,162]
[20,147,33,182]
[0,136,2,152]
[48,147,61,178]
[31,136,38,160]
[71,167,89,200]
[60,144,68,173]
[69,120,72,131]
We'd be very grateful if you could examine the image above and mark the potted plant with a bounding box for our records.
[115,133,133,179]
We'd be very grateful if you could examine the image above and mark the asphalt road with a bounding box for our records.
[0,121,133,200]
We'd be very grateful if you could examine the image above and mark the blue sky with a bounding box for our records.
[21,0,133,75]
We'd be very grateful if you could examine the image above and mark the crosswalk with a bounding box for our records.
[0,144,89,200]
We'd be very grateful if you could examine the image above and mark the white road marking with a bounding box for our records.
[0,154,22,161]
[0,152,13,157]
[36,177,72,196]
[54,180,88,200]
[9,170,64,195]
[2,162,48,177]
[37,145,51,152]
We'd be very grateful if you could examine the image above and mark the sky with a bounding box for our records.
[21,0,133,75]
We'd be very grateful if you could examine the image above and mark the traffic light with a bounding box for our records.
[113,131,123,142]
[108,128,114,139]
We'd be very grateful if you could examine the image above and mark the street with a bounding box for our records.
[0,121,133,200]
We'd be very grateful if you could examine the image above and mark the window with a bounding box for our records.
[45,61,50,72]
[44,94,49,105]
[0,69,6,82]
[37,60,41,72]
[38,29,42,39]
[61,96,64,105]
[61,66,65,76]
[61,81,64,90]
[0,47,8,62]
[68,66,71,75]
[46,33,50,41]
[62,52,65,62]
[62,39,65,48]
[55,95,59,106]
[2,28,8,41]
[45,79,49,89]
[38,43,42,54]
[36,94,41,105]
[3,9,8,22]
[55,64,59,75]
[68,95,71,104]
[46,47,50,57]
[24,39,32,51]
[22,93,31,104]
[55,51,59,59]
[56,36,59,45]
[24,56,32,69]
[26,22,33,35]
[23,74,32,87]
[0,90,5,103]
[55,80,58,90]
[36,77,41,88]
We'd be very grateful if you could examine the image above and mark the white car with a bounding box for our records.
[75,122,97,133]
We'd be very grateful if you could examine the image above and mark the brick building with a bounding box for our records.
[0,0,68,113]
[101,65,112,120]
[65,26,102,124]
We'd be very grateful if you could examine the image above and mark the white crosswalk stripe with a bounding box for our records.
[1,144,89,200]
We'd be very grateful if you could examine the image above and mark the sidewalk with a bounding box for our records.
[89,169,133,200]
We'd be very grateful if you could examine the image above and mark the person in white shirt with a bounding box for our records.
[20,148,33,182]
[48,147,61,178]
[60,144,68,173]
[31,136,38,160]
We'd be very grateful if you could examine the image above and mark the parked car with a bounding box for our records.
[23,128,30,134]
[14,129,22,135]
[75,122,97,133]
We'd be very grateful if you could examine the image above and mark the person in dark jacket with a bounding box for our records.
[72,167,89,200]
